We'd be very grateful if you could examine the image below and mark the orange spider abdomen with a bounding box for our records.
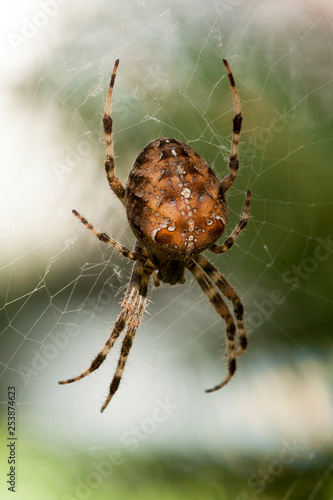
[125,138,227,260]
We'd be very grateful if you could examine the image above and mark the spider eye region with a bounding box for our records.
[126,138,227,259]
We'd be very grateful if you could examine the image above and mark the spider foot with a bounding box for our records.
[58,369,91,385]
[205,358,236,393]
[205,376,232,393]
[100,391,115,413]
[100,360,124,412]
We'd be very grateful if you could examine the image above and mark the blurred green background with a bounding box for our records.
[1,0,333,499]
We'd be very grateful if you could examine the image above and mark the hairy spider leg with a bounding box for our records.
[193,254,247,355]
[221,59,242,194]
[209,189,251,255]
[71,209,141,260]
[58,257,144,389]
[186,259,237,392]
[101,263,153,412]
[103,59,126,204]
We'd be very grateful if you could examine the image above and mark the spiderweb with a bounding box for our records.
[1,0,333,498]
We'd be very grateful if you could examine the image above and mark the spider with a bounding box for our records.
[59,58,251,412]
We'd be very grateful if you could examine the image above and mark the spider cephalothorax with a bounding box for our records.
[59,58,251,412]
